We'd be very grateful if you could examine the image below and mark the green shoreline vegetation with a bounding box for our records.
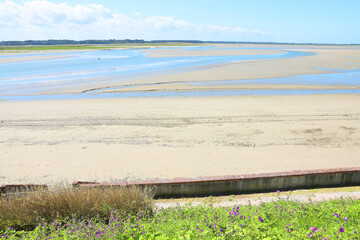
[0,44,197,52]
[1,186,359,239]
[1,39,359,52]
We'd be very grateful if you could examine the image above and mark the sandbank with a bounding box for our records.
[130,48,360,84]
[55,47,360,95]
[0,55,73,64]
[0,95,359,185]
[96,83,360,94]
[141,48,283,57]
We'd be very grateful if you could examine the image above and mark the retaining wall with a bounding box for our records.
[73,167,360,198]
[0,184,47,195]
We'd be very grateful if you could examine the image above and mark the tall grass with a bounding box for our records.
[0,185,153,231]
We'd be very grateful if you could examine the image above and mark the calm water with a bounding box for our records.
[0,47,358,100]
[191,68,360,86]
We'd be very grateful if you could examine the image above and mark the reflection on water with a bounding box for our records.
[2,89,360,101]
[0,46,358,101]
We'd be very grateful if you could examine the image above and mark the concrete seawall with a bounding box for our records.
[73,167,360,198]
[0,184,47,196]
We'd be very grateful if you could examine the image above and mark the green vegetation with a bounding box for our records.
[0,43,199,52]
[0,45,120,51]
[1,189,359,239]
[0,186,153,231]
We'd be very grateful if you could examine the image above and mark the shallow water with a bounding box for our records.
[0,47,358,101]
[191,68,360,86]
[3,89,360,101]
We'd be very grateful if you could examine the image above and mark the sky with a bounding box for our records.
[0,0,359,44]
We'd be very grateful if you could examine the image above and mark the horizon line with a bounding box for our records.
[0,39,359,46]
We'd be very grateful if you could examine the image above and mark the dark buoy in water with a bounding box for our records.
[98,57,100,60]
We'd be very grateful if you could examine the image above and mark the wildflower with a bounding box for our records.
[258,216,264,222]
[339,227,344,232]
[334,213,339,217]
[345,217,348,221]
[308,232,313,237]
[309,227,318,232]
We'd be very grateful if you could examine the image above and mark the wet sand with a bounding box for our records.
[141,48,283,57]
[1,45,360,186]
[56,47,360,95]
[0,95,359,185]
[0,55,73,64]
[119,48,360,89]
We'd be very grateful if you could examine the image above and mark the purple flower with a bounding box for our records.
[334,213,339,217]
[258,216,264,222]
[340,227,344,232]
[277,190,280,193]
[309,227,319,232]
[308,232,313,237]
[345,217,348,221]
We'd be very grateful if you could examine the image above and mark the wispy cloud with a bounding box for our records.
[0,0,268,41]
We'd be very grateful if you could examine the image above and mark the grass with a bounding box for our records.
[0,185,153,231]
[1,194,359,239]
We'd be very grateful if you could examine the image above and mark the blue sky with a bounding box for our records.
[1,0,359,43]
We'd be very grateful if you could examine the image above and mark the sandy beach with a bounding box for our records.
[0,45,360,186]
[0,94,359,185]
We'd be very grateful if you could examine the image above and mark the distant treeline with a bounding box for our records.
[0,39,358,46]
[0,39,146,46]
[0,39,204,46]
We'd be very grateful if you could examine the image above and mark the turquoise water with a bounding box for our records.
[0,47,358,101]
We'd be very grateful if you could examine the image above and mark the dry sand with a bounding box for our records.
[1,45,360,186]
[0,95,359,185]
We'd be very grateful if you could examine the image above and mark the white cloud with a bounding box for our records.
[0,0,268,41]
